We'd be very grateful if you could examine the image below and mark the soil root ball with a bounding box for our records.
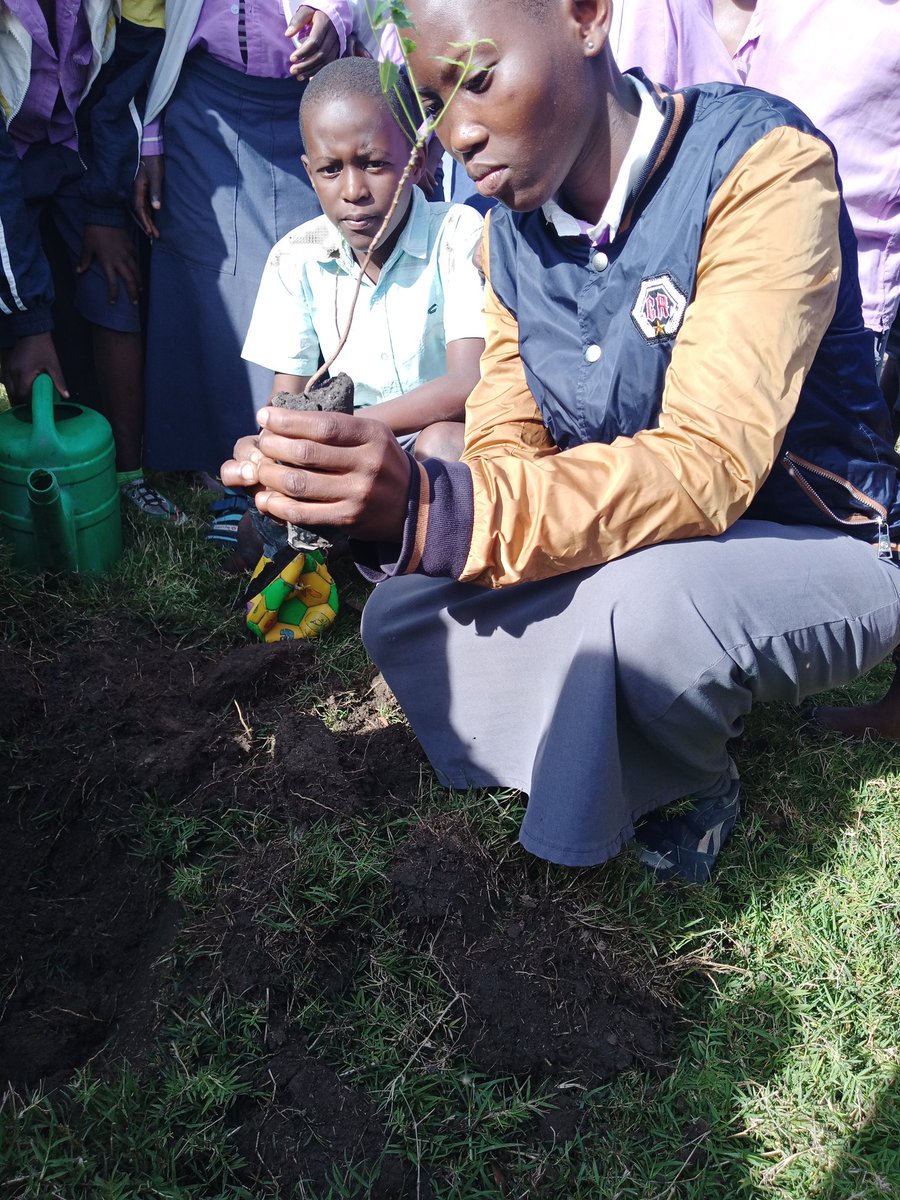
[272,371,355,416]
[272,374,355,549]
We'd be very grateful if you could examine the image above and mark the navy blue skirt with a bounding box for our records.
[143,53,320,472]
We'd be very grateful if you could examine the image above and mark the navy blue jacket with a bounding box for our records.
[488,80,900,553]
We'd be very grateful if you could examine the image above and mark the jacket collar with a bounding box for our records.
[617,71,685,236]
[542,71,665,244]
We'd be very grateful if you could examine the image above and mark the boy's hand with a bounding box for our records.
[3,333,69,403]
[286,6,341,79]
[133,156,164,238]
[221,407,412,542]
[346,32,372,58]
[77,226,142,305]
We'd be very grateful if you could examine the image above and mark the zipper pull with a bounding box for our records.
[877,519,894,560]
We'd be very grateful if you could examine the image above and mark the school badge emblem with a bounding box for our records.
[631,273,688,342]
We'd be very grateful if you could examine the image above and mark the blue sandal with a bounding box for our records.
[206,489,252,547]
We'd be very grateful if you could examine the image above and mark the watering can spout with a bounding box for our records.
[27,468,80,572]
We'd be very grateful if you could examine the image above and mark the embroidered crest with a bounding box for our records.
[631,273,688,342]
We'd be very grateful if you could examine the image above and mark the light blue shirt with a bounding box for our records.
[242,188,485,409]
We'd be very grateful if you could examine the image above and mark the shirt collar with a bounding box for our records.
[733,0,764,81]
[542,73,665,245]
[316,185,432,271]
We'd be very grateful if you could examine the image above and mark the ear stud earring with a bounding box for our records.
[586,40,595,49]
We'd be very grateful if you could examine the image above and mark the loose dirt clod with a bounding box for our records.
[273,374,355,551]
[390,821,669,1081]
[233,1040,426,1198]
[272,372,355,417]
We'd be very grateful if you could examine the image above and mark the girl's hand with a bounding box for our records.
[133,156,165,238]
[221,407,412,542]
[286,7,341,79]
[77,225,142,305]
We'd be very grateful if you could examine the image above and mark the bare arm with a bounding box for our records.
[270,372,311,400]
[363,337,484,436]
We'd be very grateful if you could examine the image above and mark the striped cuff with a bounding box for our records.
[352,454,474,582]
[140,121,163,157]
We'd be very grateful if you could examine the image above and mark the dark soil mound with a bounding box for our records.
[234,1041,425,1199]
[0,618,673,1193]
[0,623,418,1092]
[390,821,668,1079]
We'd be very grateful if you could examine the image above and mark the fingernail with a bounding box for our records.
[240,463,256,481]
[257,408,269,426]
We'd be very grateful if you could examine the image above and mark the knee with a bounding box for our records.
[413,421,464,462]
[604,561,738,718]
[361,574,452,665]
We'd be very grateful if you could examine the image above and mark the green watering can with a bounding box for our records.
[0,373,122,573]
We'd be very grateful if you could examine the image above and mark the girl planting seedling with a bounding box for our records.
[224,0,900,880]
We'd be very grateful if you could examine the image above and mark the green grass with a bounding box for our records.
[1,490,898,1199]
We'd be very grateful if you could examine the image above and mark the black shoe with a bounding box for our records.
[633,763,741,884]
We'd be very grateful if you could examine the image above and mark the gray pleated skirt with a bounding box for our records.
[362,521,900,866]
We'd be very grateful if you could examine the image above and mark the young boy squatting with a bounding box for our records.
[223,0,900,884]
[241,56,486,464]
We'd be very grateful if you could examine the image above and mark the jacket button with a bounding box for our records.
[584,344,603,363]
[590,251,609,272]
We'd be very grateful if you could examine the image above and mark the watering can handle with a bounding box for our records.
[29,372,65,457]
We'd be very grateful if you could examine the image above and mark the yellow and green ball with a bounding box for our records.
[245,551,339,642]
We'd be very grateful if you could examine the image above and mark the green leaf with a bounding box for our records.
[378,59,401,98]
[399,35,416,57]
[371,0,414,32]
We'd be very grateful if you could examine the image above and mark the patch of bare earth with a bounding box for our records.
[0,620,674,1192]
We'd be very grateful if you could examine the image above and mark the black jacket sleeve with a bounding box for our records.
[0,117,54,345]
[76,18,165,227]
